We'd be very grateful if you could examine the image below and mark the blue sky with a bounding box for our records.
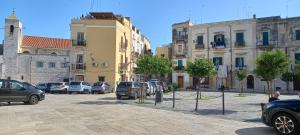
[0,0,299,51]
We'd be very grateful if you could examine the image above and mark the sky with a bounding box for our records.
[0,0,299,51]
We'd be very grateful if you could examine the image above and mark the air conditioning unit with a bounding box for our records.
[102,62,108,67]
[92,62,98,67]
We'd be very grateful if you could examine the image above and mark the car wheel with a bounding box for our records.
[28,95,39,105]
[272,113,299,135]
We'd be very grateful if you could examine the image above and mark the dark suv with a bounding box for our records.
[0,79,45,105]
[116,81,144,99]
[262,99,300,135]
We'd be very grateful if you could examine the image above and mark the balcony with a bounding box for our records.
[195,44,205,49]
[174,35,188,42]
[235,65,247,70]
[211,41,226,49]
[257,40,277,50]
[235,41,246,47]
[71,63,86,72]
[72,40,86,46]
[174,66,185,71]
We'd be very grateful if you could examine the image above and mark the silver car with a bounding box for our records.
[91,82,111,94]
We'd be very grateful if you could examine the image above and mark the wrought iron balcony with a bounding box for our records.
[174,66,185,71]
[195,44,205,49]
[211,41,226,49]
[72,40,86,46]
[234,41,246,47]
[71,63,86,72]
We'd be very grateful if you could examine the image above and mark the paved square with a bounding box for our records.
[0,93,282,135]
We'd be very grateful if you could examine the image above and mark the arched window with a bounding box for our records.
[10,25,14,34]
[51,52,57,55]
[23,51,30,54]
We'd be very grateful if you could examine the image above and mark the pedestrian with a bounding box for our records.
[269,91,280,102]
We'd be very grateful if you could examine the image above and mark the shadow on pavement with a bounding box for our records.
[243,118,262,123]
[77,101,127,105]
[194,109,237,115]
[235,127,276,135]
[0,102,26,106]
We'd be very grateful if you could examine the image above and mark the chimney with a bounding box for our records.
[253,14,256,19]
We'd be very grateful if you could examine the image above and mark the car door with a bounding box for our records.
[9,81,29,101]
[0,80,10,101]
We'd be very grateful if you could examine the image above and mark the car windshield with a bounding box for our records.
[70,82,81,85]
[52,83,63,86]
[118,82,132,87]
[23,82,37,89]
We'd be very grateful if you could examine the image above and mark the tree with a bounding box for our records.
[255,49,289,98]
[136,55,172,80]
[295,60,300,76]
[236,69,247,95]
[186,58,217,111]
[281,72,294,92]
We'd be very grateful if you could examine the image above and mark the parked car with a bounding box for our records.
[50,82,69,94]
[36,83,50,93]
[142,82,154,96]
[91,82,111,94]
[116,81,145,99]
[261,99,300,135]
[0,79,45,105]
[149,81,163,92]
[68,81,92,94]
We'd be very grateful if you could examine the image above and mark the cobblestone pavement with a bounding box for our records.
[0,93,280,135]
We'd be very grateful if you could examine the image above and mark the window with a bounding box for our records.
[262,32,269,45]
[235,57,244,68]
[36,62,43,68]
[213,34,226,47]
[61,63,68,68]
[10,81,23,90]
[197,36,203,45]
[236,32,244,43]
[161,54,165,58]
[296,30,300,40]
[178,60,183,67]
[77,32,84,41]
[10,25,14,34]
[178,45,183,53]
[98,76,105,82]
[23,51,30,54]
[76,54,83,63]
[48,62,56,68]
[213,57,223,66]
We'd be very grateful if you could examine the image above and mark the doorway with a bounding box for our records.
[177,76,184,88]
[247,75,254,89]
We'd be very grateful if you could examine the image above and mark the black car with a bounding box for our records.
[262,99,300,135]
[116,81,145,99]
[0,79,45,105]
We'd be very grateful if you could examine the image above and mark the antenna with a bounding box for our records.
[90,0,94,11]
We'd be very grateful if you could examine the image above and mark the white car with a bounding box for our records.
[143,82,155,96]
[68,81,92,94]
[50,82,69,94]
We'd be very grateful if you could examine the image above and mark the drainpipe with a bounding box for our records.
[207,26,210,87]
[229,24,233,89]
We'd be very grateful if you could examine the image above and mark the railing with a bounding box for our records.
[195,44,205,49]
[174,35,188,41]
[257,40,277,46]
[234,41,246,47]
[71,63,86,71]
[119,63,128,71]
[211,41,226,48]
[235,65,247,70]
[174,66,185,71]
[72,40,86,46]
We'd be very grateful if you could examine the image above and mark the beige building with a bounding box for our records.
[70,12,150,88]
[156,43,172,59]
[170,15,300,91]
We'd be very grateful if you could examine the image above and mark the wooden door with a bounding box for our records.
[178,76,184,88]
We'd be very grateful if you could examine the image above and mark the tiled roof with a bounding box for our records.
[22,35,71,49]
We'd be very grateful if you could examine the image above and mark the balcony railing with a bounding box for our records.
[235,41,246,47]
[71,63,86,71]
[235,65,247,70]
[174,66,185,71]
[174,35,188,41]
[211,41,226,49]
[119,63,128,71]
[195,44,205,49]
[72,40,86,46]
[257,40,277,46]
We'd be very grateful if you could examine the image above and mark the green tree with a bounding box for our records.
[281,72,294,92]
[186,58,217,111]
[236,69,247,95]
[136,55,172,81]
[295,60,300,76]
[255,49,289,98]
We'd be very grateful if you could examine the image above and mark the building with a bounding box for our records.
[156,43,172,59]
[0,11,70,85]
[70,12,150,88]
[170,15,300,91]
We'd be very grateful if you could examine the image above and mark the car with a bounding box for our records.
[36,83,49,92]
[261,99,300,135]
[116,81,145,99]
[149,81,163,92]
[68,81,92,94]
[49,82,69,94]
[0,79,45,105]
[142,82,154,96]
[91,82,111,94]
